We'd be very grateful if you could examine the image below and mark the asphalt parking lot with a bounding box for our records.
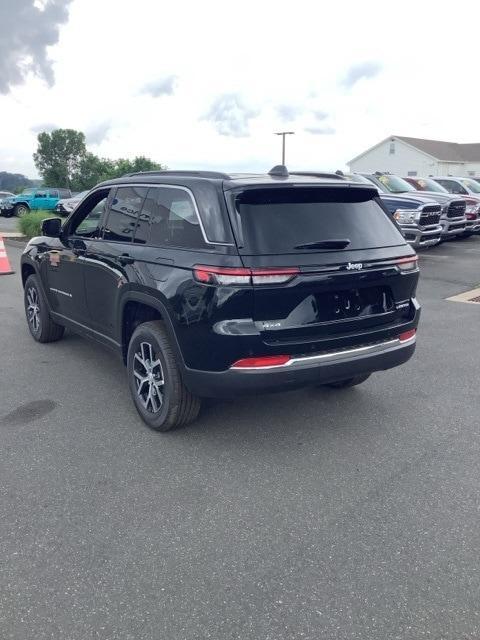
[0,216,20,236]
[1,238,480,640]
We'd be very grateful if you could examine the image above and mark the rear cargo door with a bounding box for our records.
[229,185,418,349]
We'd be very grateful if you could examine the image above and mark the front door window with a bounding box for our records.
[71,195,108,238]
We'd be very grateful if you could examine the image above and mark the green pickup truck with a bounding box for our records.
[0,187,72,217]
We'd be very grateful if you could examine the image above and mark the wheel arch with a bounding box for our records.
[120,292,185,367]
[21,262,36,288]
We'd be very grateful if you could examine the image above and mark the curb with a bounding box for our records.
[4,238,27,248]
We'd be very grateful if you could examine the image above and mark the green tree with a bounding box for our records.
[33,129,87,188]
[108,156,166,179]
[71,153,115,191]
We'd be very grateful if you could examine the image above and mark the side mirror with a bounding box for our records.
[41,217,62,237]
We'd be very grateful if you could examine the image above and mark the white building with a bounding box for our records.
[348,136,480,177]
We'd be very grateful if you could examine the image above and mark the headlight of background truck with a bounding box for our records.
[394,209,418,224]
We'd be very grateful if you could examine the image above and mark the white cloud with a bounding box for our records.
[202,93,259,137]
[85,121,112,145]
[305,126,336,136]
[140,75,178,98]
[341,61,382,89]
[276,104,304,122]
[30,122,58,133]
[1,0,479,178]
[0,0,73,94]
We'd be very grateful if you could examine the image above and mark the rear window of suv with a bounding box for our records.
[233,187,405,254]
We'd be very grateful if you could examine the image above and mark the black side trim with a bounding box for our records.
[50,311,121,352]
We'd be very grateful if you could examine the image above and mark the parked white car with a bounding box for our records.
[55,190,89,215]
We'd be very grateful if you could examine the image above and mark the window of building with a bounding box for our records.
[389,142,395,155]
[407,171,417,176]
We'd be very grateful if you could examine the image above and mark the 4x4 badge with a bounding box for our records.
[346,262,363,271]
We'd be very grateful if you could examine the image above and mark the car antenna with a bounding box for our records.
[268,165,289,178]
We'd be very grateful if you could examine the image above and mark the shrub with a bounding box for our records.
[17,210,57,238]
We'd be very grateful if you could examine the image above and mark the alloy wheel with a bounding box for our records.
[133,341,165,413]
[26,286,41,333]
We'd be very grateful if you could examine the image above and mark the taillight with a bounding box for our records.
[251,268,299,285]
[231,355,291,369]
[193,265,299,286]
[399,329,416,342]
[396,256,418,272]
[193,266,251,285]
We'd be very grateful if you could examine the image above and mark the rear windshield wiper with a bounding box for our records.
[294,239,351,250]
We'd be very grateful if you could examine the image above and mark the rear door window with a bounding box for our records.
[133,186,207,249]
[103,186,148,243]
[233,187,405,255]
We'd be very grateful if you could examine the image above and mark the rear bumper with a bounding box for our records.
[183,334,417,398]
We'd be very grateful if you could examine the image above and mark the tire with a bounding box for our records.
[127,320,201,431]
[14,203,29,217]
[24,274,65,343]
[325,373,371,389]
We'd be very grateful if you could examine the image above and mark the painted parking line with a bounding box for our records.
[446,287,480,304]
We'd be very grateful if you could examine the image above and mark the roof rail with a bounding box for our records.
[290,171,346,180]
[125,170,232,179]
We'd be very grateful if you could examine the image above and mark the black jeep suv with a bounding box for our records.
[21,167,420,431]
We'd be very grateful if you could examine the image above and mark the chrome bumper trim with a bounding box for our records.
[231,335,416,370]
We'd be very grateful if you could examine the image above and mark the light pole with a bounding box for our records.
[275,131,295,165]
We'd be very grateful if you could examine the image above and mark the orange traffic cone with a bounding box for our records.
[0,235,14,275]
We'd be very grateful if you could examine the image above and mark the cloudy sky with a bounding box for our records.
[2,0,480,178]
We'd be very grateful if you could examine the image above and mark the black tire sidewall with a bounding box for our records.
[15,204,29,217]
[24,275,46,341]
[127,327,175,430]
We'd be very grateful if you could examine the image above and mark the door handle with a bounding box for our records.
[119,253,134,266]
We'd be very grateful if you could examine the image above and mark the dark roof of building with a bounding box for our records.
[396,136,480,162]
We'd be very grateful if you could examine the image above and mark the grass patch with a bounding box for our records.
[17,210,57,238]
